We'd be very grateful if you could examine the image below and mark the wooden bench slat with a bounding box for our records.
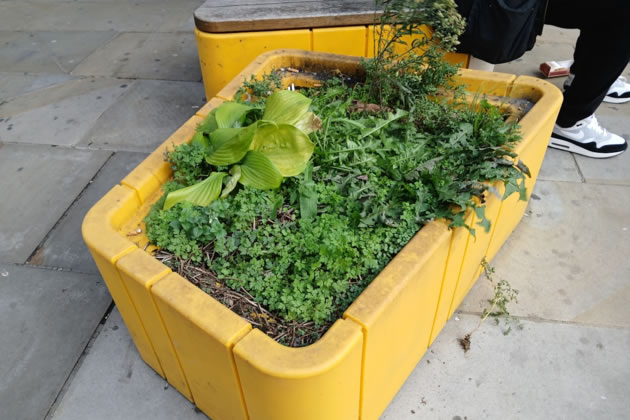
[195,0,380,33]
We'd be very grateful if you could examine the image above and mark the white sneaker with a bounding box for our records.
[564,74,630,104]
[549,115,627,158]
[604,76,630,104]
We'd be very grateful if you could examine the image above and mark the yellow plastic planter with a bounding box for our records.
[83,50,562,420]
[195,25,469,99]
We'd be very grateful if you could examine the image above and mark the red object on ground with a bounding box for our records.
[539,60,574,78]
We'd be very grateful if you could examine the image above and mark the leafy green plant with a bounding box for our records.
[458,258,520,352]
[235,72,283,103]
[163,90,321,210]
[367,0,466,106]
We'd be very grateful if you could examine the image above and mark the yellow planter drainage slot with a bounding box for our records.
[83,49,562,420]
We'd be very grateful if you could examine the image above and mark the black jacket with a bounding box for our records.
[455,0,549,64]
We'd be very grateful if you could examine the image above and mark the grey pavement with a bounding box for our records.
[48,309,205,420]
[0,264,111,420]
[77,79,206,152]
[0,78,132,146]
[0,144,110,263]
[28,151,149,273]
[0,2,628,418]
[0,31,118,74]
[382,314,630,419]
[0,0,208,418]
[71,32,201,81]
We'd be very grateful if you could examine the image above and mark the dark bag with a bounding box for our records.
[456,0,546,64]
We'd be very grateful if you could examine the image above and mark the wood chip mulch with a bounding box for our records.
[154,251,332,347]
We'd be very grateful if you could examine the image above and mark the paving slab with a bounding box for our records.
[0,2,49,32]
[0,144,111,264]
[0,72,76,102]
[17,0,203,32]
[537,148,582,183]
[0,264,111,420]
[382,313,630,419]
[539,25,580,44]
[0,31,117,74]
[494,24,577,78]
[459,180,630,328]
[78,79,205,152]
[49,308,206,420]
[28,151,149,273]
[0,77,131,146]
[72,32,201,82]
[495,40,576,80]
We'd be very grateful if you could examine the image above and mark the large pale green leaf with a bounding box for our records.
[191,132,210,150]
[206,124,256,166]
[197,102,253,135]
[197,108,219,134]
[163,172,227,210]
[238,151,283,190]
[249,123,314,177]
[214,102,254,128]
[209,127,242,147]
[262,90,311,125]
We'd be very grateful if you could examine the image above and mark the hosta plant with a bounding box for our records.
[163,90,321,210]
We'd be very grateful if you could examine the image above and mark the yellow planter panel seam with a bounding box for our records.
[121,166,162,205]
[234,320,363,420]
[448,185,503,316]
[82,185,163,376]
[151,273,252,420]
[344,221,451,420]
[428,215,472,345]
[116,249,193,401]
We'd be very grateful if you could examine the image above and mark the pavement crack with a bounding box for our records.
[42,301,115,420]
[455,310,630,331]
[24,151,116,267]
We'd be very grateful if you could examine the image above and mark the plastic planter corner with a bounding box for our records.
[83,50,562,420]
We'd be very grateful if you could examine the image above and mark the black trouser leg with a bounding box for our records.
[544,0,630,127]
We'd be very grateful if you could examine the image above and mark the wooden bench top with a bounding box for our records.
[194,0,380,33]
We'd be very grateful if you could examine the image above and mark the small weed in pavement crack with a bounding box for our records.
[458,258,520,353]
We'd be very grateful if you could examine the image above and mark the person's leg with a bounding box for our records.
[544,0,629,158]
[468,56,495,71]
[545,0,630,127]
